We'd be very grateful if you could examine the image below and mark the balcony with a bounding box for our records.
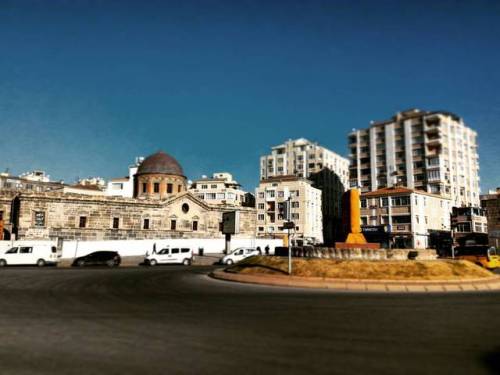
[425,126,440,136]
[391,206,410,214]
[426,137,441,146]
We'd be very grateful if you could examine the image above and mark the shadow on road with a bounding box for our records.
[482,348,500,375]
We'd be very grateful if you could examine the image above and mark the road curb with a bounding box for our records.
[210,270,500,293]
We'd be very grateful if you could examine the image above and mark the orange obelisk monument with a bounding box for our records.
[335,188,379,249]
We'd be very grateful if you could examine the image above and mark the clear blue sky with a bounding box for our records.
[1,0,499,192]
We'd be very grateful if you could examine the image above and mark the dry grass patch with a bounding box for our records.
[229,256,493,280]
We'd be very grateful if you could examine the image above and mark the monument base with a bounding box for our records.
[335,242,380,250]
[344,232,367,244]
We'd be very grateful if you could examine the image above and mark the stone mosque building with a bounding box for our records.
[0,151,256,241]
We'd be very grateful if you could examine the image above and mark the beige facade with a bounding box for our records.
[349,109,480,207]
[1,191,256,241]
[481,189,500,247]
[255,176,323,244]
[190,172,248,206]
[361,187,451,249]
[260,138,349,189]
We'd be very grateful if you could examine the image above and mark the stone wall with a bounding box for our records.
[12,191,256,241]
[298,247,438,261]
[0,192,15,224]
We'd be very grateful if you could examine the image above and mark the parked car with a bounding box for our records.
[221,247,260,265]
[145,247,194,266]
[0,245,58,267]
[72,251,121,267]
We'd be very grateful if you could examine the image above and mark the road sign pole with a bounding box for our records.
[225,233,231,255]
[287,197,292,275]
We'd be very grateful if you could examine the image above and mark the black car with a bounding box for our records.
[72,251,121,267]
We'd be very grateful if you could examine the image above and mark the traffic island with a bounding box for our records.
[210,256,500,293]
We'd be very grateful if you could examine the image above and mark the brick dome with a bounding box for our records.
[136,151,184,177]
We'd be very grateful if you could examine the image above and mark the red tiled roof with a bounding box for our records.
[362,187,414,197]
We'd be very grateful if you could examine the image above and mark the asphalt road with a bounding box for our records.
[0,266,499,375]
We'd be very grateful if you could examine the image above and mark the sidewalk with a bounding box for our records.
[210,269,500,293]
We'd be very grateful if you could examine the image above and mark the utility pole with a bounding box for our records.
[284,196,292,275]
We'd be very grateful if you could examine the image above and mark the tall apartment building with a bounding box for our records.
[260,138,350,189]
[348,109,480,207]
[255,176,323,244]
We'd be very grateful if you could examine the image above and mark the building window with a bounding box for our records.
[391,196,410,206]
[267,190,275,198]
[154,183,160,193]
[211,184,217,188]
[381,197,388,207]
[167,183,173,193]
[291,202,299,208]
[258,203,265,210]
[201,185,208,189]
[258,214,265,221]
[178,185,182,193]
[171,220,177,230]
[142,183,147,193]
[258,227,264,232]
[360,199,367,208]
[34,211,46,228]
[0,211,3,221]
[206,193,216,200]
[192,221,198,231]
[182,203,190,213]
[291,213,299,220]
[392,215,410,224]
[143,218,150,230]
[428,170,440,181]
[112,217,119,229]
[79,216,87,228]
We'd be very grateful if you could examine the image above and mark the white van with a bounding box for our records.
[221,247,261,265]
[145,247,194,266]
[0,245,58,267]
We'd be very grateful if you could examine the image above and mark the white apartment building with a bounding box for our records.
[349,109,480,207]
[19,170,51,182]
[260,138,350,189]
[361,187,452,249]
[190,172,250,206]
[78,177,106,187]
[106,157,144,198]
[255,176,323,244]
